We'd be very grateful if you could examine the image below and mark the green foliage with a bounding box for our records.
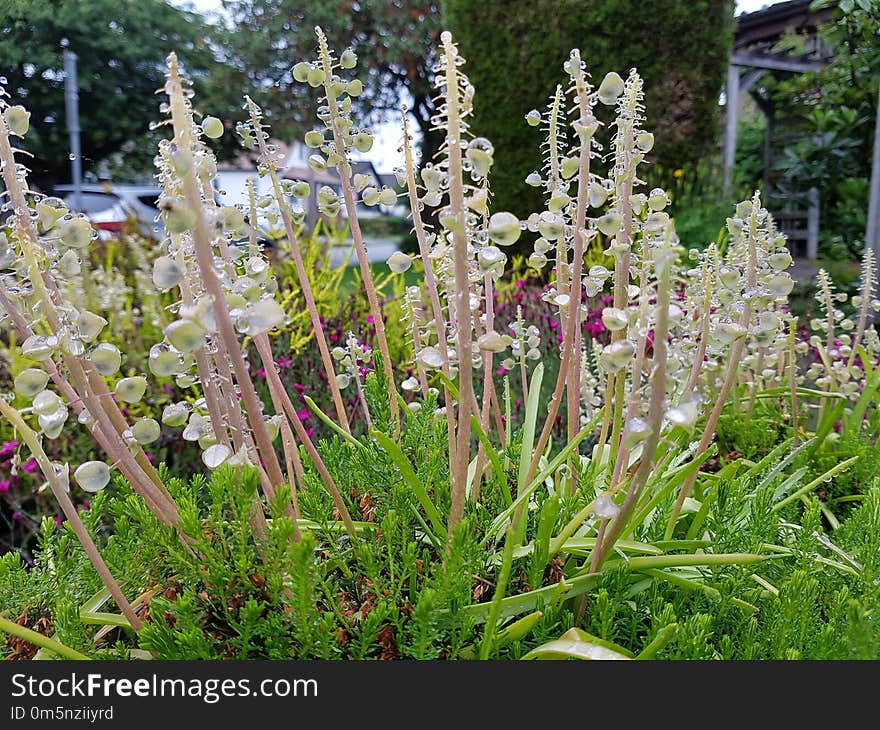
[442,0,735,228]
[211,0,442,169]
[4,407,880,660]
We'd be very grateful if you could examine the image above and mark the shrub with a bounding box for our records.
[442,0,735,230]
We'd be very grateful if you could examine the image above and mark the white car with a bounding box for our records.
[54,183,163,238]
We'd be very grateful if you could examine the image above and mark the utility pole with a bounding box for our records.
[723,61,740,197]
[63,46,82,210]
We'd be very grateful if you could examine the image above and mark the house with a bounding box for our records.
[215,141,399,230]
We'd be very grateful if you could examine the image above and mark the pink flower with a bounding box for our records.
[296,409,310,421]
[0,479,10,493]
[21,458,38,473]
[0,440,18,459]
[255,368,266,379]
[496,365,508,376]
[366,315,375,324]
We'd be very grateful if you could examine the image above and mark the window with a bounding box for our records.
[137,195,160,211]
[65,192,118,214]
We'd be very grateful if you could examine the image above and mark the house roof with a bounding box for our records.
[735,0,838,50]
[216,139,391,188]
[377,172,400,190]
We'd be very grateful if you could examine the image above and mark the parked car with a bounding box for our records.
[53,183,163,238]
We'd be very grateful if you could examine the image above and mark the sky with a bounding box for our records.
[177,0,787,171]
[180,0,783,17]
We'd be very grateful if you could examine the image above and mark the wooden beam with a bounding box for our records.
[740,68,764,94]
[731,52,825,74]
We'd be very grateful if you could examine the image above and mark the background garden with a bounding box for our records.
[0,0,879,661]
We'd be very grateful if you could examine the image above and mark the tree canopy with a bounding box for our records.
[210,0,442,166]
[441,0,735,220]
[0,0,220,190]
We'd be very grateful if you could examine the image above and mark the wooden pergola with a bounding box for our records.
[725,0,879,263]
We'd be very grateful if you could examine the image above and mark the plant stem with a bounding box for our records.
[667,201,760,536]
[0,398,142,630]
[0,615,91,660]
[0,118,179,527]
[591,234,671,571]
[684,250,714,394]
[167,55,285,499]
[440,32,475,539]
[316,28,399,434]
[245,99,352,435]
[401,107,457,466]
[789,319,799,445]
[566,56,593,495]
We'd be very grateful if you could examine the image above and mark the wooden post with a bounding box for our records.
[763,110,774,198]
[723,62,740,196]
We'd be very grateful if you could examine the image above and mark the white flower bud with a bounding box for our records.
[597,72,624,105]
[14,368,50,398]
[4,105,30,136]
[488,212,521,246]
[165,320,206,353]
[477,331,507,353]
[417,346,444,369]
[600,339,635,372]
[33,390,62,416]
[76,311,108,343]
[340,49,357,69]
[202,116,224,139]
[387,251,412,273]
[74,461,111,493]
[61,218,93,249]
[597,210,622,237]
[89,343,122,376]
[292,62,311,82]
[602,307,629,331]
[38,406,68,439]
[115,376,147,404]
[203,443,232,469]
[131,418,161,445]
[536,212,565,240]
